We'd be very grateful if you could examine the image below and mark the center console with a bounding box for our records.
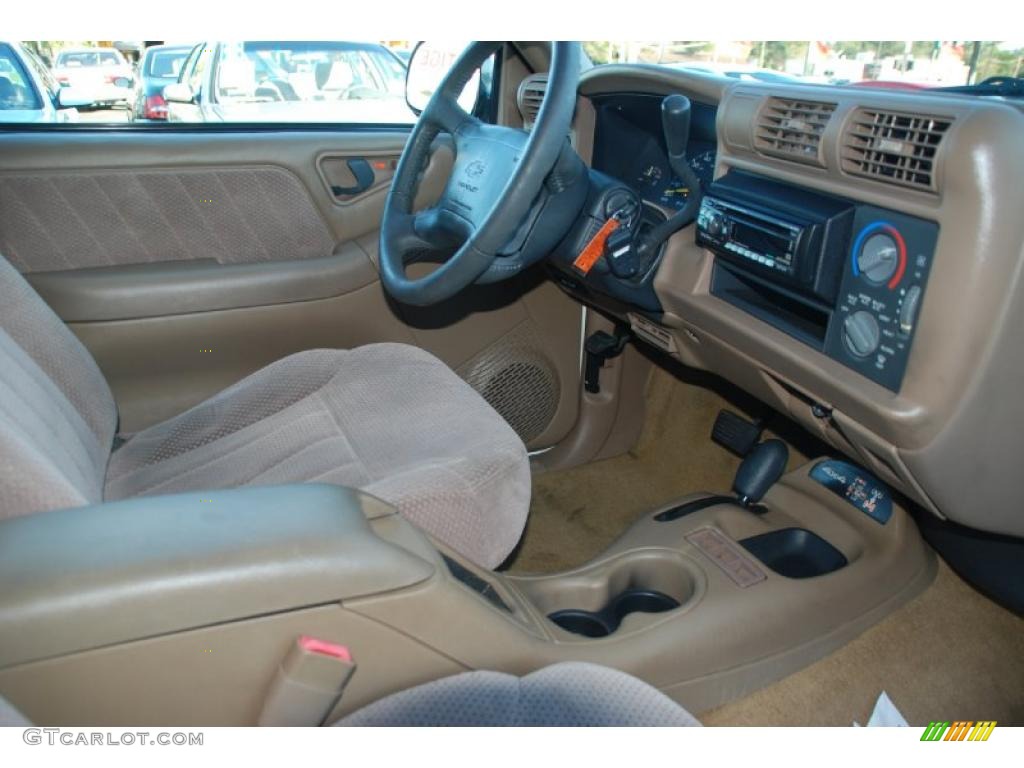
[0,468,935,725]
[699,171,938,391]
[353,458,935,715]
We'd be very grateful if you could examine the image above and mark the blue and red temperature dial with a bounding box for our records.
[851,222,907,289]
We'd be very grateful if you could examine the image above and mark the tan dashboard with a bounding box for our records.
[576,66,1024,539]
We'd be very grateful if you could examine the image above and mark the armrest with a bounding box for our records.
[0,484,434,667]
[27,242,377,322]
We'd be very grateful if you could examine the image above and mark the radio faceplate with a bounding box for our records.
[697,198,801,277]
[696,172,855,305]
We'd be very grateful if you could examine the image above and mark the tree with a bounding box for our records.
[758,42,808,71]
[973,42,1024,81]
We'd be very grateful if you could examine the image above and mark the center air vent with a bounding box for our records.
[841,109,952,192]
[754,97,836,167]
[516,73,548,128]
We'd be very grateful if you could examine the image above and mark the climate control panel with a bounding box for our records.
[824,206,938,391]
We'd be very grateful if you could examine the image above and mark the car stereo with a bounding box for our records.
[696,198,801,275]
[696,173,855,304]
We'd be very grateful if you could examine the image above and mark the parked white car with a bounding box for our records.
[52,46,135,107]
[165,41,414,123]
[0,41,90,123]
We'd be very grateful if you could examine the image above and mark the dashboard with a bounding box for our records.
[555,64,1024,541]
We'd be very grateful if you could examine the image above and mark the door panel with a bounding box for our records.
[0,130,583,449]
[71,281,416,432]
[0,165,336,272]
[0,130,448,254]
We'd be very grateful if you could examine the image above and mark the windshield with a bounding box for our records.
[56,50,124,68]
[214,41,407,106]
[583,41,1024,90]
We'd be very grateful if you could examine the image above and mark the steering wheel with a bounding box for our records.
[380,42,580,306]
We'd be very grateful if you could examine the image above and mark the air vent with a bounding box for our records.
[841,108,952,192]
[516,73,548,128]
[754,97,837,167]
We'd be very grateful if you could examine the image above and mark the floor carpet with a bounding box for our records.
[509,357,815,573]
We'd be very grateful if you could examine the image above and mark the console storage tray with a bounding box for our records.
[740,527,848,579]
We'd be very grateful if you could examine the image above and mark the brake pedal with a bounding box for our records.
[711,410,763,457]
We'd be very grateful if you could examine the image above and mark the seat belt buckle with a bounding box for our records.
[257,635,356,727]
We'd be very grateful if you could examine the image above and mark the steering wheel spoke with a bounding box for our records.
[425,92,478,136]
[390,208,470,258]
[379,42,580,306]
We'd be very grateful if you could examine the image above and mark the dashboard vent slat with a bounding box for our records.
[516,73,548,128]
[841,108,952,193]
[754,97,837,167]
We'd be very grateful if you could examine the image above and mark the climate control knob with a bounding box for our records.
[843,310,881,359]
[857,232,900,285]
[853,223,907,288]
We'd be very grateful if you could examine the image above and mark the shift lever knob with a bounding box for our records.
[733,440,789,506]
[661,94,692,162]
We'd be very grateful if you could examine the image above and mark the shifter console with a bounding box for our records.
[809,459,894,524]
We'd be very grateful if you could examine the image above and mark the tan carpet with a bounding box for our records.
[702,559,1024,726]
[509,359,814,573]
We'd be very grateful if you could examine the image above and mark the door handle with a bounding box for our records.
[330,159,375,197]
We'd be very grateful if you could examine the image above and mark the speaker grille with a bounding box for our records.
[457,322,559,444]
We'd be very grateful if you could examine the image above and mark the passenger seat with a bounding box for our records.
[0,663,701,727]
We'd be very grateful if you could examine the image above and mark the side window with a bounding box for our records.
[373,51,408,96]
[23,50,59,103]
[0,45,43,111]
[197,41,417,122]
[3,41,492,126]
[177,44,201,84]
[350,52,383,91]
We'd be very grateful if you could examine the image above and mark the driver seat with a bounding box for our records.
[0,256,530,568]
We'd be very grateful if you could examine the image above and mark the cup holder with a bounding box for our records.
[514,550,697,639]
[548,589,681,638]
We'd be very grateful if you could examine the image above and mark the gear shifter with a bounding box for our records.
[635,94,704,262]
[733,439,789,506]
[655,439,789,522]
[662,94,693,173]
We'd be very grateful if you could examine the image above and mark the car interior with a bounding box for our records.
[0,40,1022,727]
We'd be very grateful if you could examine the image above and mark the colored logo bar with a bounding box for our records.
[920,721,997,741]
